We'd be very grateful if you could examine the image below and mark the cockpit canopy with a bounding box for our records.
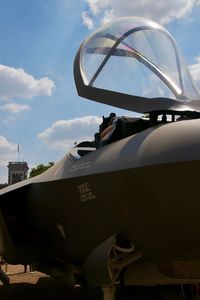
[74,17,200,114]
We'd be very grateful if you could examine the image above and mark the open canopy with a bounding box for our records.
[74,17,200,114]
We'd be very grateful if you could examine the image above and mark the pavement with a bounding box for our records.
[0,264,106,300]
[0,264,190,300]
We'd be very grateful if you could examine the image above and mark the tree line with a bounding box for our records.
[29,162,54,178]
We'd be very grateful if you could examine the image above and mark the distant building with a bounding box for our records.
[7,162,29,185]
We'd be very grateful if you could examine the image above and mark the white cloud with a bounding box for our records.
[0,135,18,183]
[87,0,112,15]
[83,0,197,29]
[0,137,17,161]
[82,11,94,30]
[0,103,31,113]
[38,115,101,151]
[0,64,55,101]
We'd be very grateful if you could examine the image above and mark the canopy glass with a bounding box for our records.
[74,17,200,113]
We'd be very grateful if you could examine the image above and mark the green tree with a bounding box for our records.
[29,162,54,178]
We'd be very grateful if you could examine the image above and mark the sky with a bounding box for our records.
[1,0,200,183]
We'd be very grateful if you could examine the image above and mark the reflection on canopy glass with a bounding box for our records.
[80,17,199,101]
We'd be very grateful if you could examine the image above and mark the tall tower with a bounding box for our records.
[7,162,29,185]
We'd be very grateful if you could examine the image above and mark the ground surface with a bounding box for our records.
[0,264,189,299]
[0,264,109,300]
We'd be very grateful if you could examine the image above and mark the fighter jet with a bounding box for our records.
[1,16,200,299]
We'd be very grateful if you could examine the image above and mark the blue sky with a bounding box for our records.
[1,0,200,183]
